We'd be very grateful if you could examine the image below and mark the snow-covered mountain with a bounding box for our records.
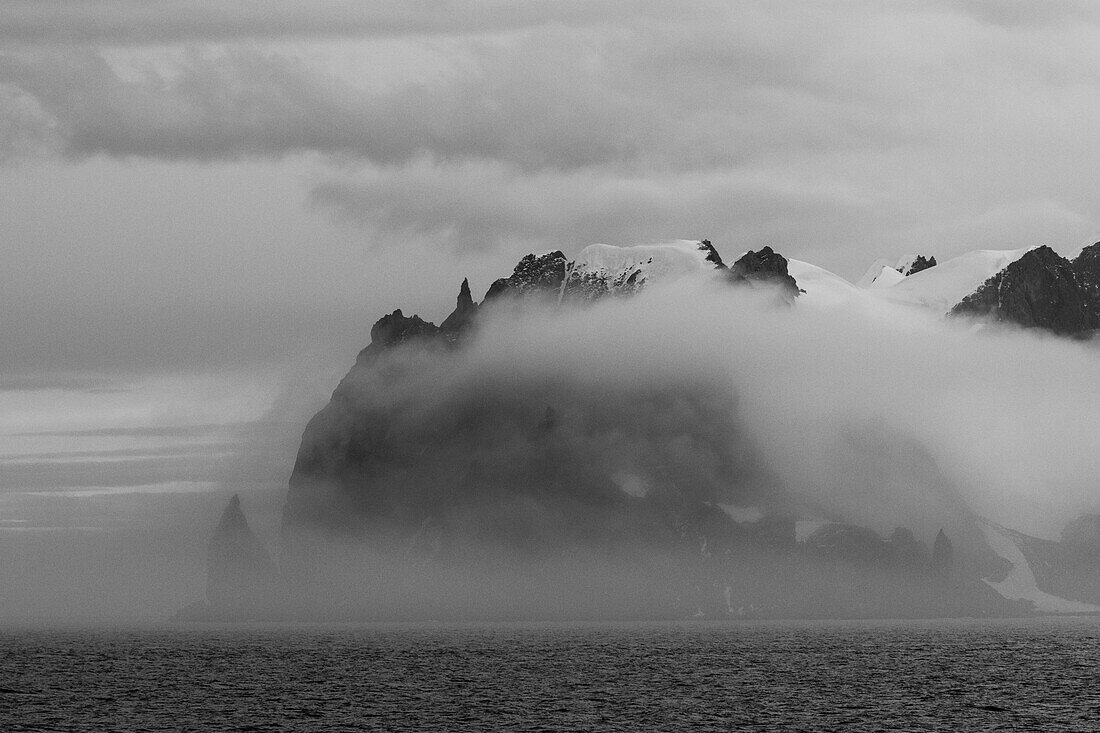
[571,239,725,287]
[799,246,1036,313]
[873,247,1036,313]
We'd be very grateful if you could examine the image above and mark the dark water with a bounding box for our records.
[2,618,1098,732]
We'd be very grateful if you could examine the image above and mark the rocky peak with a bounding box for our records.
[355,309,443,365]
[563,240,731,301]
[898,254,937,276]
[931,528,953,575]
[698,239,728,269]
[728,246,801,301]
[369,309,440,347]
[483,251,569,301]
[949,245,1093,335]
[207,494,277,616]
[440,278,478,337]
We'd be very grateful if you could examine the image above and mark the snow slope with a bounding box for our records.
[786,259,862,307]
[979,521,1100,614]
[570,241,720,289]
[856,258,894,289]
[869,247,1035,313]
[866,266,905,290]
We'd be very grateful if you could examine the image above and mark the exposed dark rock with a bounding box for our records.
[899,255,937,276]
[564,264,645,302]
[1072,243,1100,326]
[369,309,439,347]
[932,528,954,575]
[207,494,277,617]
[949,245,1094,336]
[698,239,728,269]
[728,246,801,301]
[354,309,443,366]
[483,251,569,302]
[439,278,478,338]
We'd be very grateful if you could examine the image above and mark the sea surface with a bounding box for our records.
[1,618,1098,732]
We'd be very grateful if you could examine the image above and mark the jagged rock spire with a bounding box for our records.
[441,277,478,335]
[931,528,953,576]
[207,494,277,617]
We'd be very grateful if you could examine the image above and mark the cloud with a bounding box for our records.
[309,159,878,257]
[0,0,1099,381]
[0,374,124,393]
[0,0,660,45]
[0,8,929,167]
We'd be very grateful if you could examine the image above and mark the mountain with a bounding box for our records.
[897,254,937,277]
[978,521,1100,612]
[803,243,1100,337]
[205,494,278,618]
[565,239,729,300]
[187,238,1100,620]
[950,245,1095,335]
[869,247,1035,314]
[856,254,937,288]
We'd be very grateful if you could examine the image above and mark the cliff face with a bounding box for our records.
[950,245,1098,336]
[1073,243,1100,326]
[278,242,811,616]
[268,241,1083,619]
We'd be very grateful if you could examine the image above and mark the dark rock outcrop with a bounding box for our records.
[698,239,728,269]
[483,251,569,302]
[728,246,801,301]
[207,494,277,617]
[950,245,1094,336]
[931,529,954,576]
[899,255,936,276]
[355,309,442,366]
[439,278,478,338]
[1073,243,1100,326]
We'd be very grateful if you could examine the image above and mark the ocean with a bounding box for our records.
[2,618,1098,731]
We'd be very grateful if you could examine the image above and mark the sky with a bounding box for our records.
[2,1,1100,620]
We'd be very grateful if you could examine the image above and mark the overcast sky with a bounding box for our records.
[3,1,1100,617]
[4,0,1100,378]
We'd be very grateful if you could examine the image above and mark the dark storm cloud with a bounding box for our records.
[0,9,924,167]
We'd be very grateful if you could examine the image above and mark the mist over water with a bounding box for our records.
[5,274,1100,622]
